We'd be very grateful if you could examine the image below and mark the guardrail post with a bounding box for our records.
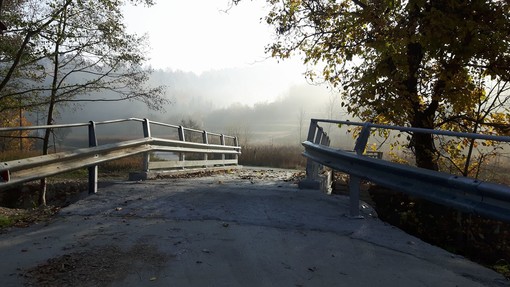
[348,175,362,218]
[142,118,151,173]
[202,131,208,165]
[300,120,323,189]
[142,118,151,138]
[304,120,319,181]
[88,121,98,194]
[220,134,226,164]
[315,127,324,145]
[306,119,318,142]
[310,127,324,179]
[320,131,329,146]
[178,126,186,164]
[354,122,371,155]
[348,122,371,218]
[234,136,239,164]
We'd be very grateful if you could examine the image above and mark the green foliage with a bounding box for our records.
[0,109,35,152]
[493,260,510,278]
[234,0,510,170]
[0,215,14,228]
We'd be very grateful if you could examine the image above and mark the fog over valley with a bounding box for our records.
[15,0,353,150]
[54,65,348,147]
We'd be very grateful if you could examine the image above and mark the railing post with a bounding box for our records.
[315,127,324,145]
[300,119,323,189]
[309,126,324,180]
[348,175,363,218]
[306,119,318,142]
[354,122,371,155]
[234,136,239,164]
[348,122,371,218]
[88,121,98,194]
[178,126,186,163]
[220,134,226,164]
[142,118,152,138]
[202,131,208,162]
[142,118,151,173]
[320,131,329,146]
[306,119,318,182]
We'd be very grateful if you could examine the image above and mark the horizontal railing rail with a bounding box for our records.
[0,117,147,132]
[310,119,510,142]
[301,119,510,222]
[0,118,241,193]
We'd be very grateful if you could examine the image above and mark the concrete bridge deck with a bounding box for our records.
[0,168,507,286]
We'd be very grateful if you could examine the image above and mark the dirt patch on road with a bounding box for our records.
[23,244,169,287]
[0,206,60,231]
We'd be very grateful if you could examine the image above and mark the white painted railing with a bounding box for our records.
[0,118,241,193]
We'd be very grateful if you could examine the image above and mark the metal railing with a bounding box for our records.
[302,119,510,222]
[0,118,241,194]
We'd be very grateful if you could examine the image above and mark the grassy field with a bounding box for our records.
[239,145,306,170]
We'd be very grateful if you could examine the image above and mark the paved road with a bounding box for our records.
[0,168,508,286]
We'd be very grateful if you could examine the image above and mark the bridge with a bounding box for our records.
[0,168,506,286]
[0,118,509,286]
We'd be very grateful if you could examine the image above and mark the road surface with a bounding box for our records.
[0,168,507,286]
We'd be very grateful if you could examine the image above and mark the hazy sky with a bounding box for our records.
[122,0,305,76]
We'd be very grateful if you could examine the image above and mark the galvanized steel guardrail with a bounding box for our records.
[302,119,510,222]
[0,118,241,194]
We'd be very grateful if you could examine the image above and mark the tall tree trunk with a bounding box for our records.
[405,41,439,171]
[402,5,440,170]
[411,111,439,171]
[39,100,55,206]
[39,5,67,206]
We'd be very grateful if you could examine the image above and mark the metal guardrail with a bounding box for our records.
[301,119,510,222]
[0,118,241,194]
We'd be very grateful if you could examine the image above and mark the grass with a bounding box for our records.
[54,168,88,179]
[0,150,40,161]
[52,156,144,179]
[239,145,306,170]
[493,260,510,278]
[99,155,144,174]
[0,215,14,228]
[0,206,60,230]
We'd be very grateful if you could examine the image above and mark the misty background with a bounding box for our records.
[48,65,354,148]
[38,1,355,150]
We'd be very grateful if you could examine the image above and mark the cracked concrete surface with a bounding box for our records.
[0,168,508,286]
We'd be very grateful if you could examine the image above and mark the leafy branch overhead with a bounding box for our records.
[0,0,167,113]
[233,0,510,171]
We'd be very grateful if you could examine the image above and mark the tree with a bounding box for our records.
[180,117,203,143]
[1,0,166,121]
[297,106,306,142]
[225,124,251,148]
[0,108,34,153]
[437,77,510,178]
[0,0,71,98]
[232,0,510,170]
[1,0,167,205]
